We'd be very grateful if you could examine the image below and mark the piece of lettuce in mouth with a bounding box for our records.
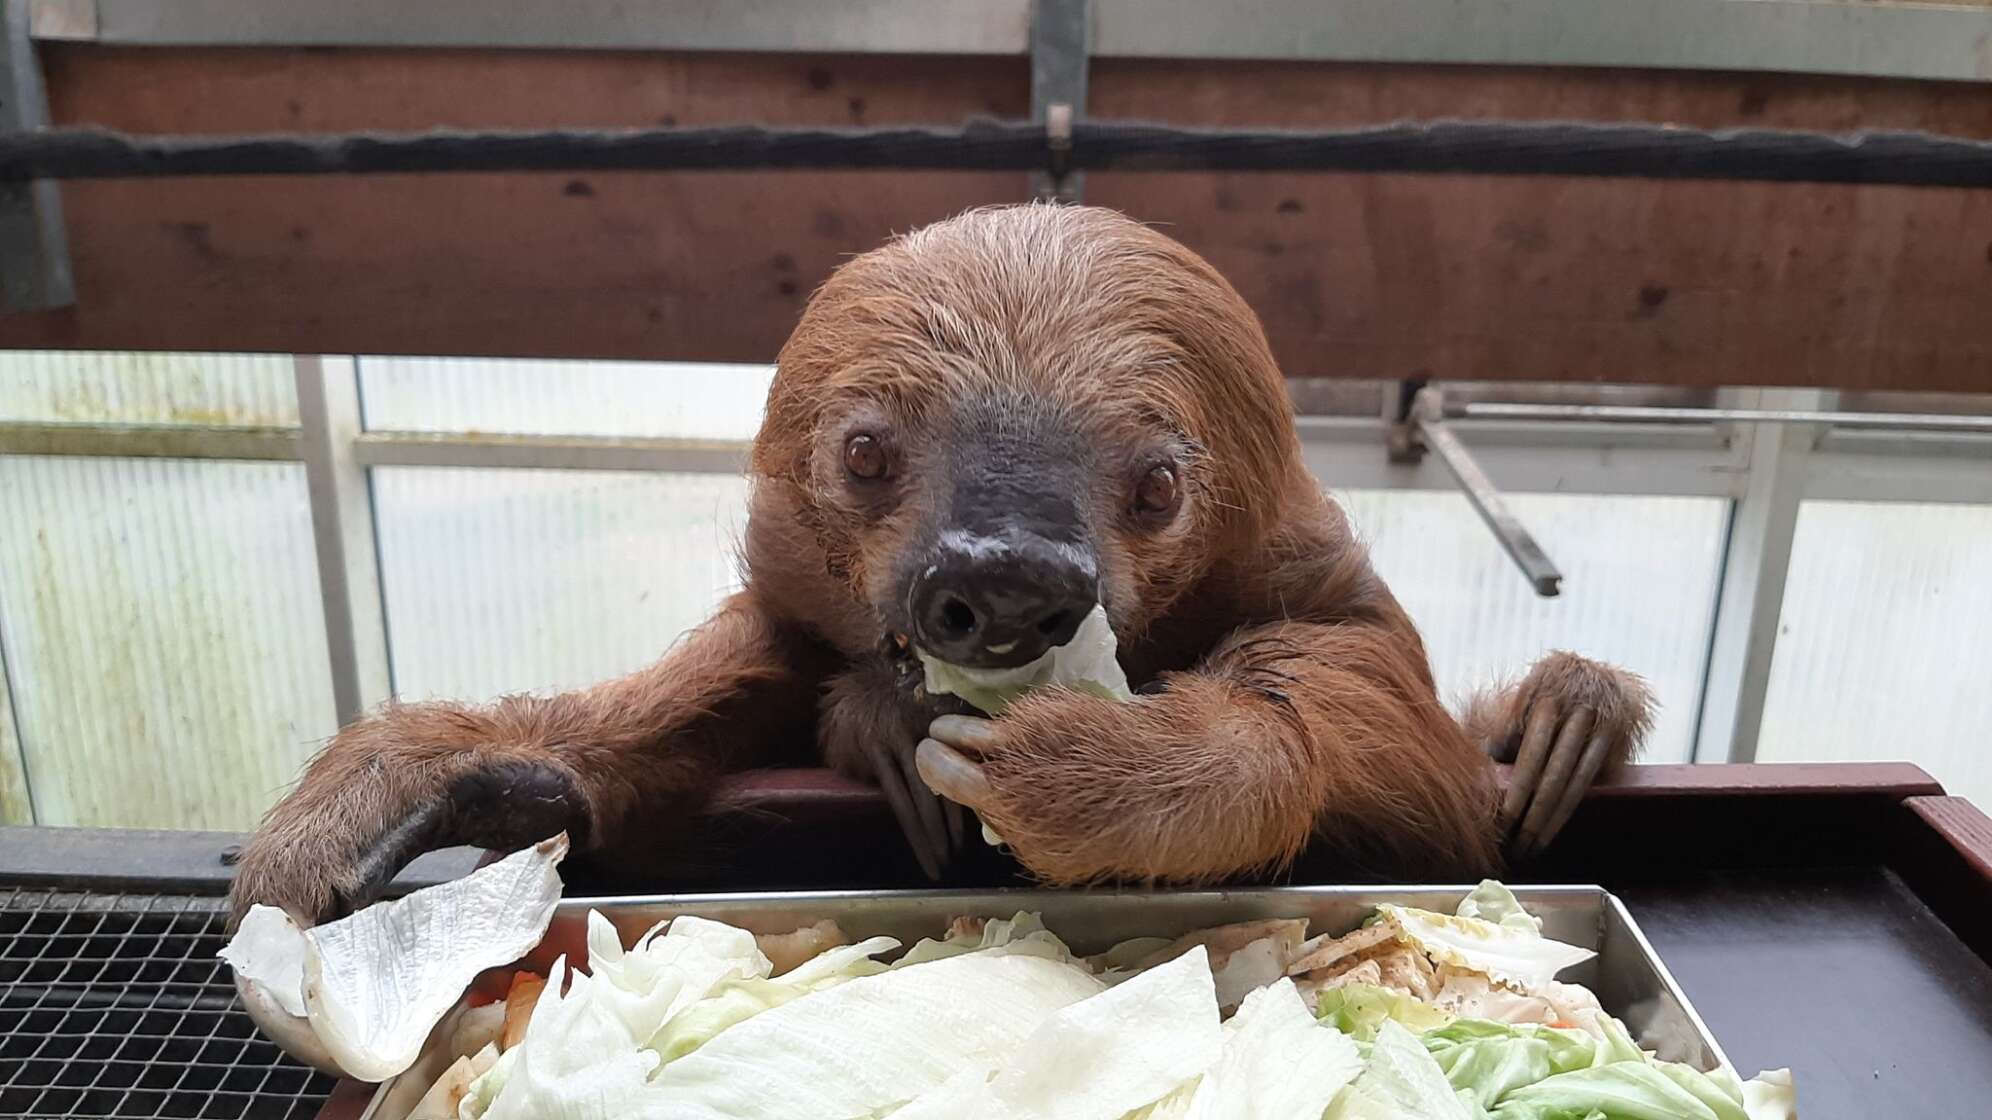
[915,603,1133,847]
[916,602,1133,716]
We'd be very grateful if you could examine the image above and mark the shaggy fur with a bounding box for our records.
[228,204,1651,926]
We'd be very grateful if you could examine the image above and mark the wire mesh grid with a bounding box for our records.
[0,886,334,1119]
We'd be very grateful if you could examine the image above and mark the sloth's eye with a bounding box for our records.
[844,433,889,481]
[1134,464,1180,517]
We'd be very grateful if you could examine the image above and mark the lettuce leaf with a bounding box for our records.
[585,911,771,1031]
[1422,1020,1601,1107]
[1740,1069,1796,1120]
[1179,977,1363,1120]
[918,604,1132,716]
[1375,905,1595,993]
[1325,1020,1479,1120]
[474,957,671,1120]
[1486,1061,1748,1120]
[648,937,897,1063]
[1455,881,1545,935]
[1426,1015,1783,1120]
[894,912,1082,970]
[223,833,569,1083]
[890,945,1223,1120]
[646,946,1104,1117]
[1316,984,1455,1041]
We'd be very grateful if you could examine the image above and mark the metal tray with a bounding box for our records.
[357,883,1728,1120]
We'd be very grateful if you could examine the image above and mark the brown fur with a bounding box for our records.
[1462,652,1655,770]
[229,204,1650,924]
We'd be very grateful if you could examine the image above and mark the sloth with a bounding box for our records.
[228,203,1650,926]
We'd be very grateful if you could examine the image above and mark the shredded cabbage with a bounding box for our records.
[383,877,1796,1120]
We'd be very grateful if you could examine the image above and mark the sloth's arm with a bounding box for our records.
[227,591,816,927]
[919,619,1504,884]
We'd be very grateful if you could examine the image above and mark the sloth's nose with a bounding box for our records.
[910,534,1098,670]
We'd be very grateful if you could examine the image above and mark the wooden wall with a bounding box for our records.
[1,46,1988,391]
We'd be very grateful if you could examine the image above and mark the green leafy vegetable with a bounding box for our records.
[1325,1020,1479,1120]
[648,937,896,1062]
[1485,1061,1749,1120]
[1422,1020,1603,1107]
[647,947,1103,1117]
[1375,904,1596,993]
[1456,880,1546,935]
[1316,984,1456,1041]
[1178,977,1363,1119]
[918,603,1132,716]
[888,946,1222,1120]
[894,911,1083,969]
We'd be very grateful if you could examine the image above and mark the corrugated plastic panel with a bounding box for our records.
[0,352,296,426]
[372,467,750,701]
[1758,500,1992,807]
[0,457,338,829]
[0,650,28,825]
[1334,490,1729,764]
[357,356,773,438]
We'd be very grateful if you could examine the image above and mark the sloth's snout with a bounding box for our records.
[909,532,1097,669]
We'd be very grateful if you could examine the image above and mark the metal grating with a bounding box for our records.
[0,887,334,1118]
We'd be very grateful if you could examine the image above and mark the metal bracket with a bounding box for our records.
[1385,377,1427,464]
[1029,0,1089,203]
[1406,385,1565,598]
[0,0,71,310]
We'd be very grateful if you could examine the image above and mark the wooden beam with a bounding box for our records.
[0,46,1988,393]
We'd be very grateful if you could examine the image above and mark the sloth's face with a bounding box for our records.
[755,204,1299,672]
[809,385,1201,674]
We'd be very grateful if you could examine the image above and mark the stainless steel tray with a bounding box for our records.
[359,884,1727,1120]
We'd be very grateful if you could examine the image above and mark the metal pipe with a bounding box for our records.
[1412,409,1565,598]
[6,118,1992,187]
[295,356,392,727]
[1444,401,1992,433]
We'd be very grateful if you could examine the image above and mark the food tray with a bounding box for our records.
[353,883,1726,1120]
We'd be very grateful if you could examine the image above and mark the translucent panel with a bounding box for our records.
[1333,490,1729,763]
[0,351,296,425]
[0,663,27,824]
[372,467,750,701]
[1759,501,1992,806]
[358,356,774,439]
[0,457,338,829]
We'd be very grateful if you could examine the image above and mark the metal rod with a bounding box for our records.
[351,430,751,473]
[5,118,1992,187]
[295,356,392,727]
[1415,417,1564,598]
[0,581,34,825]
[1030,0,1090,203]
[1690,389,1820,764]
[0,0,73,309]
[1446,401,1992,433]
[0,420,300,460]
